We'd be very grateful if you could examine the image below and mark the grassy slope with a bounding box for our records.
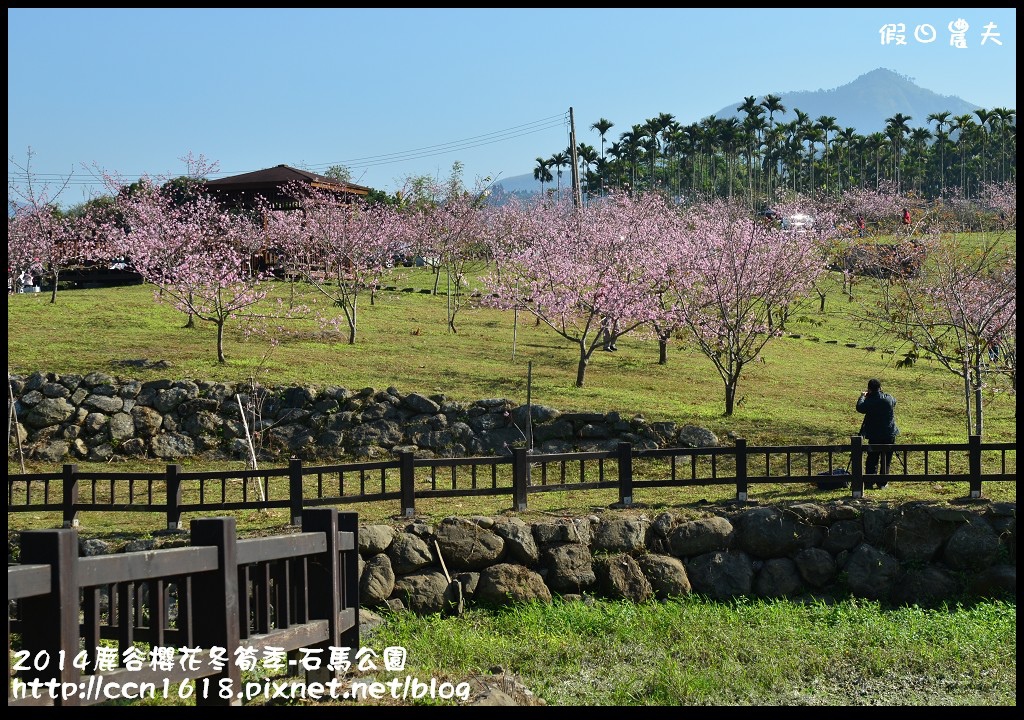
[7,234,1016,707]
[7,233,1017,528]
[7,247,1016,451]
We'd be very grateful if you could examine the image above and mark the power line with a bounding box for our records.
[8,112,570,190]
[304,114,568,171]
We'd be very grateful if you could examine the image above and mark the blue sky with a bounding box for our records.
[7,8,1016,205]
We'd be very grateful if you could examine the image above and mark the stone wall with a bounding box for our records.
[353,502,1015,613]
[56,501,1015,613]
[9,372,1016,611]
[8,371,718,464]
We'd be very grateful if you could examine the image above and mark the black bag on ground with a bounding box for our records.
[816,468,850,490]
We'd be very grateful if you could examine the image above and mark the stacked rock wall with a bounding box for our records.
[14,502,1014,612]
[9,371,718,464]
[354,501,1016,613]
[9,373,1016,611]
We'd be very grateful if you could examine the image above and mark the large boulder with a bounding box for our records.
[594,553,653,603]
[475,564,552,607]
[686,550,754,600]
[435,517,505,571]
[539,543,595,594]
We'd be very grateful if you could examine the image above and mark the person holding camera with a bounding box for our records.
[856,378,899,489]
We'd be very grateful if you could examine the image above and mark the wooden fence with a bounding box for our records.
[7,508,359,706]
[7,436,1015,529]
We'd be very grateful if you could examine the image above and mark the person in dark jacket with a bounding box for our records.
[856,378,899,489]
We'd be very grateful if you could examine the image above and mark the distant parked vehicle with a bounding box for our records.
[781,213,814,231]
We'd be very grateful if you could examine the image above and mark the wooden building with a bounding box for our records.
[201,164,370,211]
[202,165,372,277]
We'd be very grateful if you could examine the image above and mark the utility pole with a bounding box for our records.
[569,107,582,210]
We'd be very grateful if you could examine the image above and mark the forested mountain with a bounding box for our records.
[493,67,1006,199]
[710,68,981,135]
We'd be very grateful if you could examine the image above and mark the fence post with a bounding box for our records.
[735,438,748,501]
[166,463,182,531]
[337,511,360,651]
[617,442,633,506]
[18,528,82,705]
[850,436,865,498]
[301,508,340,685]
[968,434,982,499]
[62,463,79,528]
[399,451,416,517]
[190,517,242,706]
[512,447,529,511]
[289,457,304,526]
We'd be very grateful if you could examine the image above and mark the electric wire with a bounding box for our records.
[8,112,570,191]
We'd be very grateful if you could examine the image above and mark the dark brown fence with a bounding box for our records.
[7,508,359,707]
[7,436,1016,528]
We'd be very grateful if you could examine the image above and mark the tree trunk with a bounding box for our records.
[49,269,59,304]
[575,346,589,388]
[446,273,455,334]
[658,337,668,365]
[348,299,357,345]
[962,369,972,438]
[973,357,984,438]
[724,382,736,416]
[217,320,226,363]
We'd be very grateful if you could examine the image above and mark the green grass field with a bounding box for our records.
[6,233,1016,706]
[7,233,1016,528]
[8,239,1016,449]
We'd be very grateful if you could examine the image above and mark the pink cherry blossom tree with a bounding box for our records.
[940,180,1017,233]
[828,184,938,300]
[978,180,1016,230]
[7,209,64,298]
[114,178,273,363]
[662,199,835,415]
[880,236,1016,438]
[836,181,907,231]
[264,184,404,344]
[397,164,493,334]
[8,148,96,303]
[481,193,668,387]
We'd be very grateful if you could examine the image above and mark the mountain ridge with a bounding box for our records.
[493,68,989,194]
[717,67,983,133]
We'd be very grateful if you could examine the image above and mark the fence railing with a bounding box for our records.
[7,436,1015,528]
[7,508,359,706]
